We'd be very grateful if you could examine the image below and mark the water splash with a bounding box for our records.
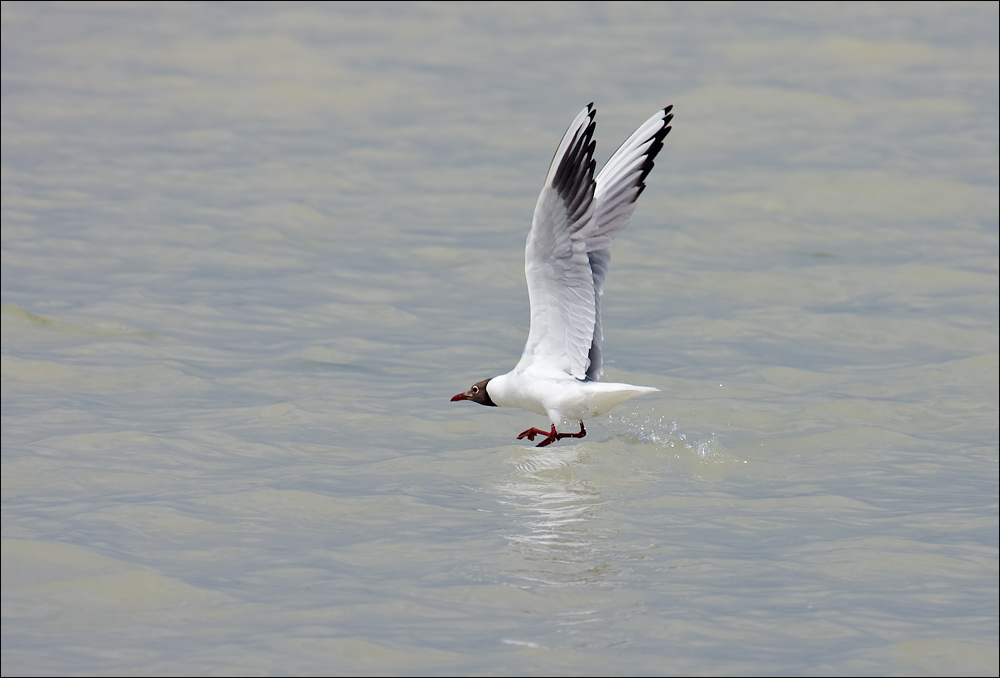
[602,411,730,464]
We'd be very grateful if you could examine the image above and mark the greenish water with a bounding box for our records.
[2,2,997,675]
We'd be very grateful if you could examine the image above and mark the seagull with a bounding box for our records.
[452,103,673,447]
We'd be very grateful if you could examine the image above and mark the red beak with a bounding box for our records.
[451,393,469,402]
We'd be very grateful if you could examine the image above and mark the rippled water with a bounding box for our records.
[2,2,998,676]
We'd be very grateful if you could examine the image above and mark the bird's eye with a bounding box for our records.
[472,386,479,393]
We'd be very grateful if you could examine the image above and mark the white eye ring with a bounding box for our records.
[472,386,479,393]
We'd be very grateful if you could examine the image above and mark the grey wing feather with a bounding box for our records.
[585,249,610,381]
[521,104,598,380]
[584,106,672,380]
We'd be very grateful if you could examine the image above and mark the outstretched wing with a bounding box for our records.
[585,105,673,380]
[518,104,672,382]
[519,104,598,380]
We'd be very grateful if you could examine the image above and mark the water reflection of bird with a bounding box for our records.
[496,446,609,587]
[452,103,673,447]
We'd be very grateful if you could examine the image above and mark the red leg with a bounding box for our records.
[554,421,586,441]
[534,425,559,447]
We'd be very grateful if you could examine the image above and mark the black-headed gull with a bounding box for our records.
[452,103,673,447]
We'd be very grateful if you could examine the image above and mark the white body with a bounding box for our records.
[487,371,658,428]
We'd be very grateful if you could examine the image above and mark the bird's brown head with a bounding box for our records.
[450,379,497,407]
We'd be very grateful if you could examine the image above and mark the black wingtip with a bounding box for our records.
[633,106,674,196]
[635,104,674,190]
[551,107,598,221]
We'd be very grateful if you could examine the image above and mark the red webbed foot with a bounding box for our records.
[516,422,587,447]
[516,427,552,442]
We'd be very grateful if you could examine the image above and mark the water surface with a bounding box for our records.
[2,2,998,676]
